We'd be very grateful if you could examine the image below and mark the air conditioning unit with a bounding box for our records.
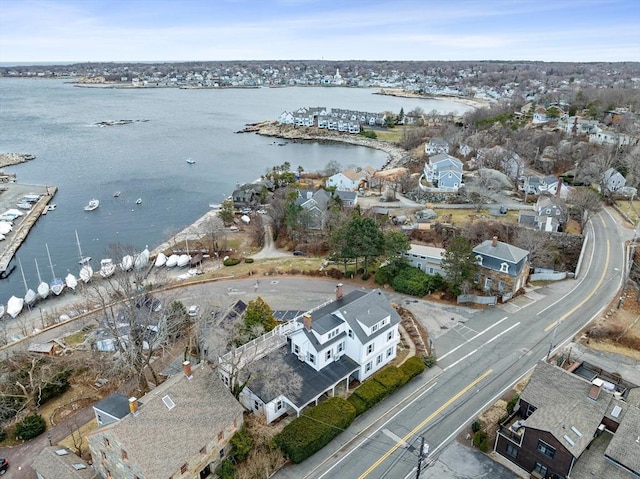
[334,355,340,362]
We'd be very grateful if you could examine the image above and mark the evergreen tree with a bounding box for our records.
[441,236,478,296]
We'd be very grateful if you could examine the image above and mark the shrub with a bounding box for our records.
[216,459,236,479]
[372,366,406,393]
[244,258,254,263]
[15,413,46,440]
[352,379,388,409]
[473,430,488,452]
[506,394,520,415]
[229,426,253,462]
[422,355,437,369]
[399,356,426,380]
[362,272,371,281]
[223,258,241,266]
[274,397,355,464]
[359,130,377,139]
[471,420,482,433]
[346,393,368,416]
[0,428,6,442]
[40,369,72,405]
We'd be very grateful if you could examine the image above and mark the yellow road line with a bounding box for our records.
[544,237,610,332]
[358,368,493,479]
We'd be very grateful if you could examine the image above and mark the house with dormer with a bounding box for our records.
[425,138,450,155]
[534,195,568,232]
[221,286,401,424]
[87,362,243,479]
[603,168,626,194]
[496,361,640,479]
[326,167,374,192]
[423,153,464,190]
[296,189,331,229]
[473,237,530,295]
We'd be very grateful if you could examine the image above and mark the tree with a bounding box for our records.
[324,160,342,177]
[383,230,410,262]
[218,198,235,225]
[243,297,277,335]
[347,215,385,274]
[441,236,478,295]
[568,188,602,231]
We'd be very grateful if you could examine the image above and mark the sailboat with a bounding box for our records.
[35,258,49,300]
[134,246,150,271]
[7,295,24,319]
[65,272,78,291]
[76,231,93,283]
[19,258,36,307]
[120,255,134,272]
[99,258,116,278]
[154,252,167,268]
[46,243,65,295]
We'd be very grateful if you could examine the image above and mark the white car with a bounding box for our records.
[187,305,200,317]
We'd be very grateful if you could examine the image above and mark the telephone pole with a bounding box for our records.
[415,436,429,479]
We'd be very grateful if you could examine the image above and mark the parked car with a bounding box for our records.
[0,457,8,475]
[187,305,200,317]
[293,250,306,256]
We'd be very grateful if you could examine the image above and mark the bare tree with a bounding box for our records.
[514,228,558,268]
[568,188,602,231]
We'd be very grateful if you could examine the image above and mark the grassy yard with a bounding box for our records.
[371,127,404,143]
[615,199,640,225]
[430,208,520,225]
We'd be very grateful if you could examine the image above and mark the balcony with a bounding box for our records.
[497,412,525,446]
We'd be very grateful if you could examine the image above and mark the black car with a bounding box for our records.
[293,250,306,256]
[0,457,8,475]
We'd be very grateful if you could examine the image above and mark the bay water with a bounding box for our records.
[0,79,471,303]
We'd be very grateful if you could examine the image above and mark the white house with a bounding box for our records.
[402,244,446,276]
[223,285,401,424]
[603,168,626,193]
[326,167,375,191]
[425,138,450,155]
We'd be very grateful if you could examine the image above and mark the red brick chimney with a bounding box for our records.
[555,180,562,198]
[336,283,344,300]
[182,361,192,378]
[303,313,312,331]
[129,397,138,415]
[492,236,498,247]
[589,378,603,401]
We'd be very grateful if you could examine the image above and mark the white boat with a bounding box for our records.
[35,258,49,300]
[135,198,142,205]
[186,158,196,164]
[177,254,191,268]
[0,234,5,241]
[166,254,179,268]
[99,258,116,278]
[134,247,150,271]
[0,304,4,318]
[46,243,65,296]
[154,252,167,268]
[7,296,24,319]
[16,202,31,210]
[84,198,99,211]
[113,191,121,197]
[65,272,78,290]
[120,255,134,272]
[0,223,12,235]
[46,204,57,211]
[75,231,93,282]
[18,258,36,307]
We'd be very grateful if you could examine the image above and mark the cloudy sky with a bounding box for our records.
[1,0,639,64]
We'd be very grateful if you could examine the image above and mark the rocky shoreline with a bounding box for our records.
[0,153,36,169]
[374,88,491,109]
[238,121,410,169]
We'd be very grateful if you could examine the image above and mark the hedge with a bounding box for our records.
[352,378,388,409]
[346,393,368,416]
[399,356,425,381]
[372,366,406,393]
[274,397,355,464]
[223,258,241,266]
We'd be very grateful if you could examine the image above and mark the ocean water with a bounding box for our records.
[0,79,471,302]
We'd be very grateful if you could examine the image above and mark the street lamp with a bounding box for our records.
[47,431,52,446]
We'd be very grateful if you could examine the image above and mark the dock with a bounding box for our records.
[0,184,57,275]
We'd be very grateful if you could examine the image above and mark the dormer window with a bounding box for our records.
[476,255,483,265]
[500,262,509,273]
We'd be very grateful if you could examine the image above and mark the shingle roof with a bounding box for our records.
[32,446,97,479]
[521,361,614,458]
[93,393,133,420]
[604,405,640,475]
[89,363,243,478]
[473,239,529,264]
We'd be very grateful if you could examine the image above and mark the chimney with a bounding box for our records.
[303,313,312,331]
[183,361,192,378]
[492,236,498,247]
[589,378,603,401]
[336,283,344,300]
[129,397,138,415]
[555,180,562,198]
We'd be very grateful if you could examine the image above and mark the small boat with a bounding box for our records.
[75,231,93,282]
[120,255,134,272]
[46,244,65,296]
[84,199,99,211]
[154,252,167,268]
[209,203,222,209]
[166,254,179,268]
[65,272,78,291]
[186,158,196,164]
[113,191,121,197]
[35,258,49,300]
[0,304,4,318]
[46,204,57,211]
[18,258,36,307]
[16,202,32,210]
[177,254,191,268]
[99,258,116,278]
[135,198,142,205]
[134,247,150,271]
[7,296,24,319]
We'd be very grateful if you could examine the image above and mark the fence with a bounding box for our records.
[457,294,497,305]
[530,271,568,282]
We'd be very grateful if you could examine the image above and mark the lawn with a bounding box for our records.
[615,199,640,225]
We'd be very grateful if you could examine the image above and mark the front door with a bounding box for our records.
[199,464,211,479]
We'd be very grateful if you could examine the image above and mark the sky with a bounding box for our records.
[0,0,639,64]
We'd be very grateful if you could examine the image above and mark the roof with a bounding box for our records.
[473,239,529,264]
[32,446,97,479]
[88,363,243,478]
[520,361,614,458]
[604,405,640,475]
[244,345,359,405]
[93,393,133,420]
[406,244,445,260]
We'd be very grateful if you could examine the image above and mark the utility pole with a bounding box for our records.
[415,436,429,479]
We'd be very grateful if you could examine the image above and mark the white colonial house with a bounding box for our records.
[425,138,450,155]
[219,285,401,424]
[326,167,375,191]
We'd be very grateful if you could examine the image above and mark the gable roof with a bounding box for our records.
[93,392,133,420]
[521,361,613,458]
[88,363,242,478]
[473,239,529,264]
[32,446,97,479]
[604,405,640,475]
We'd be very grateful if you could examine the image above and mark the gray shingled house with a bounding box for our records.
[32,446,98,479]
[473,236,530,297]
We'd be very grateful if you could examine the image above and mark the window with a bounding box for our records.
[348,329,354,338]
[367,344,374,354]
[537,440,556,459]
[218,431,224,442]
[387,330,393,341]
[326,350,332,360]
[475,255,483,265]
[97,414,103,425]
[254,400,259,411]
[526,404,537,417]
[103,437,110,448]
[500,262,509,273]
[376,354,383,365]
[387,347,394,357]
[365,362,372,373]
[219,449,225,458]
[276,400,283,410]
[371,324,379,333]
[533,462,547,476]
[293,344,300,355]
[121,449,128,460]
[506,443,518,459]
[337,342,344,353]
[101,451,107,461]
[181,463,188,474]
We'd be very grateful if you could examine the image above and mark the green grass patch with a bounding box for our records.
[64,330,91,347]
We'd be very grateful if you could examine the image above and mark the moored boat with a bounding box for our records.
[46,243,65,296]
[76,231,93,282]
[0,304,4,318]
[177,254,191,268]
[18,258,36,307]
[35,258,49,300]
[186,158,196,164]
[154,252,167,268]
[7,296,24,319]
[134,247,150,271]
[65,272,78,291]
[166,254,179,268]
[135,198,142,205]
[99,258,116,278]
[84,198,99,211]
[113,191,121,197]
[120,255,134,272]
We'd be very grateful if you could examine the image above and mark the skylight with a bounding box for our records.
[570,426,583,437]
[162,395,176,410]
[73,463,87,470]
[611,405,622,418]
[563,435,575,447]
[55,449,69,456]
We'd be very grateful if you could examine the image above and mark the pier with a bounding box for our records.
[0,184,57,275]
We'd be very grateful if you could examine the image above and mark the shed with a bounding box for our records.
[28,341,60,356]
